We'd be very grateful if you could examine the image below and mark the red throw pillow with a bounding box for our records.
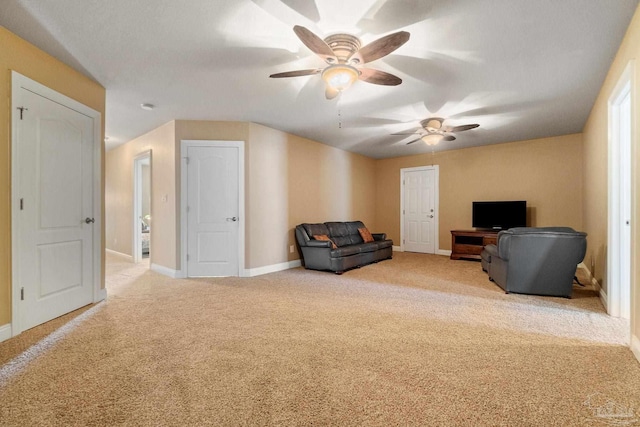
[358,227,374,243]
[313,234,337,249]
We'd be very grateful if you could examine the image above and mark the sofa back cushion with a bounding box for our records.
[302,223,330,240]
[325,221,366,247]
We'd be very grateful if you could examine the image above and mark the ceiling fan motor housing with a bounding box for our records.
[421,118,444,132]
[324,34,361,64]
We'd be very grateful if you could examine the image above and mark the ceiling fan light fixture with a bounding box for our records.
[322,64,359,92]
[421,134,443,146]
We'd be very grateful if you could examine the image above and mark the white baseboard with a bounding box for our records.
[0,324,12,343]
[151,263,181,278]
[631,335,640,365]
[393,246,450,256]
[579,263,607,311]
[245,259,302,277]
[598,284,608,312]
[105,248,133,261]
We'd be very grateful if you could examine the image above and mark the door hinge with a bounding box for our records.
[21,287,24,301]
[17,106,28,120]
[186,254,189,261]
[185,157,189,164]
[20,198,24,210]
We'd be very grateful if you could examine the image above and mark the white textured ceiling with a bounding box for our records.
[1,0,638,158]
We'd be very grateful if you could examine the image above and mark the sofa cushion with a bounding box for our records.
[330,245,361,258]
[327,221,368,246]
[325,222,354,247]
[358,242,379,253]
[375,239,393,250]
[345,221,366,245]
[302,223,330,238]
[313,234,337,249]
[358,227,374,243]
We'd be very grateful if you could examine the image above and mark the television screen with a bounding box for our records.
[472,201,526,230]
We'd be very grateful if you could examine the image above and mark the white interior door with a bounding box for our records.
[618,90,631,320]
[186,145,240,277]
[607,65,633,323]
[15,86,95,331]
[402,168,436,253]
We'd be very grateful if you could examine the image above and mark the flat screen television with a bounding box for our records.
[472,201,527,230]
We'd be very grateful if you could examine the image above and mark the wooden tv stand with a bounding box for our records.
[450,230,499,260]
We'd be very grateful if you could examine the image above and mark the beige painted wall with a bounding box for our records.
[0,27,105,326]
[106,120,376,272]
[250,123,377,265]
[582,4,640,349]
[105,121,175,268]
[375,134,583,250]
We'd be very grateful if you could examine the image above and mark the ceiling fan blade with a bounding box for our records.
[325,86,339,100]
[445,124,480,132]
[358,68,402,86]
[405,138,422,145]
[442,135,456,141]
[269,69,322,78]
[356,31,410,63]
[293,26,337,63]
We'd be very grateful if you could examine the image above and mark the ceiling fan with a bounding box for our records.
[393,118,480,145]
[270,26,410,99]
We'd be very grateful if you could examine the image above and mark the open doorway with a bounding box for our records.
[607,61,633,336]
[133,151,151,264]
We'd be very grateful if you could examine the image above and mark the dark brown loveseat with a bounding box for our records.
[295,221,393,274]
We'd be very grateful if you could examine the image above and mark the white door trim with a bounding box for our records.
[133,151,151,264]
[607,61,635,324]
[179,140,246,278]
[400,165,439,253]
[10,72,103,336]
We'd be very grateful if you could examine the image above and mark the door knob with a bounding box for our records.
[226,217,238,222]
[85,217,95,224]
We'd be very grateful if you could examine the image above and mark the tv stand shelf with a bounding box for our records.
[450,230,498,260]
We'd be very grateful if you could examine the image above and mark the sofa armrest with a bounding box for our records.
[496,231,512,261]
[372,233,386,241]
[306,240,332,248]
[483,244,498,261]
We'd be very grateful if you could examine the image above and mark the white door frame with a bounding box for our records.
[400,165,440,254]
[179,140,246,278]
[607,60,635,323]
[133,151,151,264]
[10,72,103,336]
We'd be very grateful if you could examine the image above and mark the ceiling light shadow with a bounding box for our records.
[249,0,318,27]
[0,0,98,81]
[281,0,321,22]
[357,0,434,35]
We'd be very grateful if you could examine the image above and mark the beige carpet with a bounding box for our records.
[0,252,638,426]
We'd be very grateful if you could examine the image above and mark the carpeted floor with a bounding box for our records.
[0,252,638,426]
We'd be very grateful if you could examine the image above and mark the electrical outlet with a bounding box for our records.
[289,245,295,253]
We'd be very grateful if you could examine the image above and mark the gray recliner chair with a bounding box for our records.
[481,227,587,298]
